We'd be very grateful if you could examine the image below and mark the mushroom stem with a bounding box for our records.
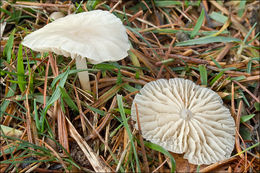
[75,56,91,91]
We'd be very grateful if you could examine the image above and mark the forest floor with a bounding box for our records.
[0,0,260,172]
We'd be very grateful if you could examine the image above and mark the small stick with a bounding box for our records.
[152,159,167,173]
[135,103,149,173]
[73,85,87,137]
[114,9,158,28]
[48,52,57,77]
[15,1,71,8]
[159,54,210,65]
[86,96,117,140]
[109,0,121,13]
[233,80,260,103]
[116,141,130,172]
[24,92,33,144]
[231,82,235,117]
[141,0,152,14]
[40,140,68,172]
[201,156,237,172]
[56,101,69,153]
[216,43,234,62]
[235,101,244,159]
[129,10,143,22]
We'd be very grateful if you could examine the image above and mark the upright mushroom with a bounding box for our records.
[131,78,235,165]
[22,10,130,91]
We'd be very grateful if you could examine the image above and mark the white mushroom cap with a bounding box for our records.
[131,78,235,165]
[49,12,65,21]
[22,10,130,64]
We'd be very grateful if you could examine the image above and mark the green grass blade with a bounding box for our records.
[235,142,260,156]
[51,69,98,88]
[199,65,207,86]
[190,9,205,38]
[17,44,26,92]
[240,114,255,123]
[209,71,224,86]
[85,104,105,116]
[244,22,257,44]
[25,47,34,92]
[246,32,260,45]
[254,102,260,111]
[238,1,247,17]
[3,29,15,63]
[247,60,252,73]
[238,90,250,107]
[60,87,78,112]
[175,36,240,46]
[86,0,100,10]
[117,95,141,172]
[196,165,201,173]
[33,99,40,130]
[230,76,246,81]
[43,68,70,115]
[152,29,229,36]
[126,26,160,59]
[154,0,182,7]
[0,83,17,117]
[210,56,222,68]
[209,12,227,24]
[0,7,12,16]
[0,69,27,77]
[94,63,117,71]
[123,84,139,93]
[144,141,176,173]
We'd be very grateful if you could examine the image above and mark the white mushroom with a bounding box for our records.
[131,78,235,165]
[49,12,65,21]
[22,10,130,91]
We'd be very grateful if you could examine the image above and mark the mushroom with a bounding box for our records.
[22,10,130,91]
[49,12,65,21]
[131,78,235,165]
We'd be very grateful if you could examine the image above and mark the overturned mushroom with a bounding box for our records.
[22,10,130,91]
[131,78,235,165]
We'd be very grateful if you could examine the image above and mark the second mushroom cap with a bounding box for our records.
[131,78,235,165]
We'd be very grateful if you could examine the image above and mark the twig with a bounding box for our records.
[86,96,117,140]
[56,101,69,153]
[40,139,68,172]
[233,80,260,103]
[200,156,237,172]
[152,159,167,173]
[135,103,149,173]
[231,82,236,117]
[73,85,87,137]
[216,43,234,62]
[82,115,122,172]
[116,141,130,172]
[209,0,248,36]
[114,9,158,28]
[66,117,112,172]
[109,0,121,13]
[15,1,71,8]
[235,101,244,159]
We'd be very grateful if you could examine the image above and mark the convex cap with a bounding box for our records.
[22,10,130,64]
[131,78,235,165]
